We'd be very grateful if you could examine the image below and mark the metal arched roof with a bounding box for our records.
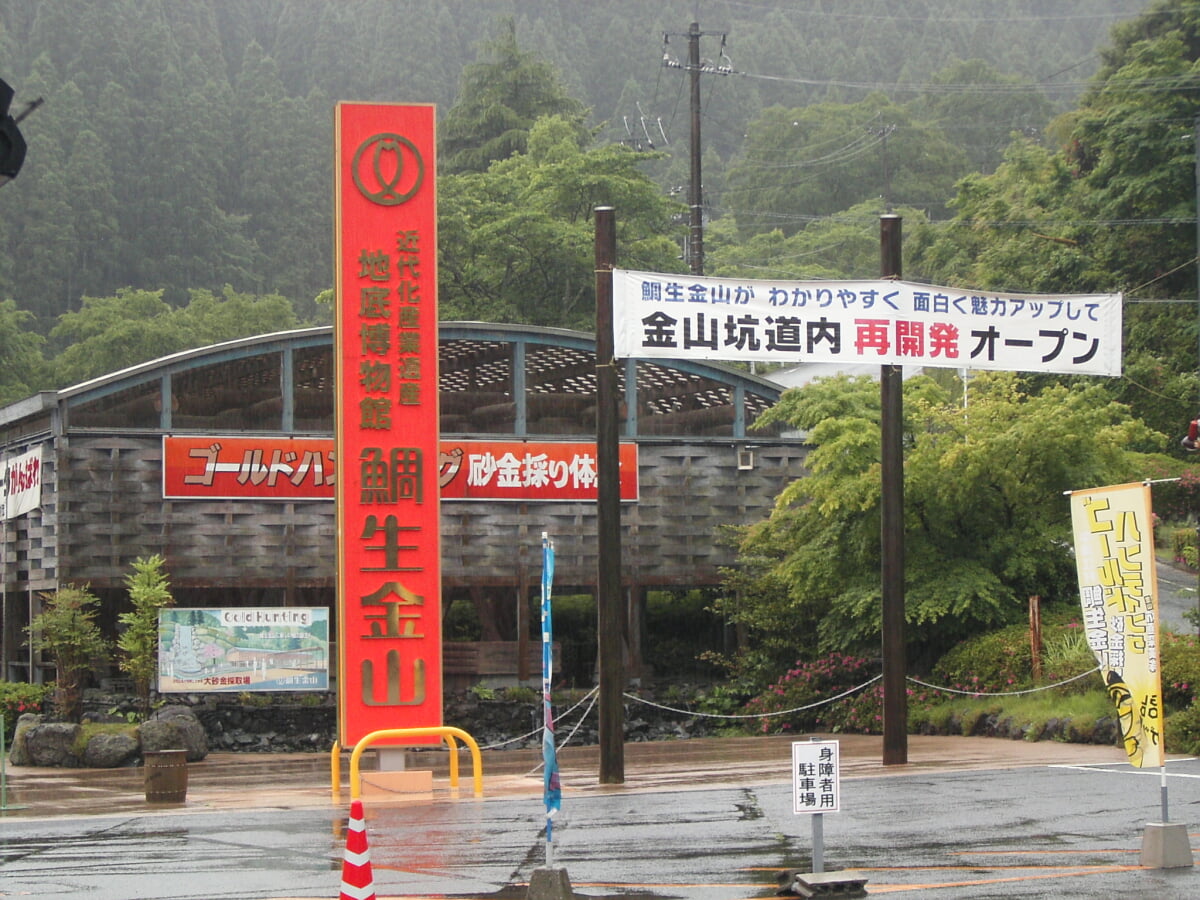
[7,323,788,440]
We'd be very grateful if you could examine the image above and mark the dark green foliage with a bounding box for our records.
[439,18,589,175]
[0,0,1140,335]
[910,0,1200,452]
[643,590,725,680]
[1163,633,1200,753]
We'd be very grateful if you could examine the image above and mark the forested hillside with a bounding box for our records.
[0,0,1158,396]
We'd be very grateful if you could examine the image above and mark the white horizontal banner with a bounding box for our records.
[613,269,1122,377]
[2,445,43,521]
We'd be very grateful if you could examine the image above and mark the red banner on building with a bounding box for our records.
[437,440,638,501]
[163,436,638,502]
[335,103,441,747]
[162,436,335,500]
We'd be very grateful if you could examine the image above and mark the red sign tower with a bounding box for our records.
[334,103,441,746]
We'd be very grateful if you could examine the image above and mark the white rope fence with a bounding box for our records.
[622,666,1103,721]
[521,688,601,777]
[471,664,1104,763]
[906,666,1100,697]
[624,675,882,720]
[470,686,597,748]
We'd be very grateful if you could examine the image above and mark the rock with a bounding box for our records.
[141,706,208,761]
[83,730,139,768]
[27,722,82,767]
[7,712,43,765]
[155,706,209,761]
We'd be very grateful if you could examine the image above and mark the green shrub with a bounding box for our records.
[931,611,1098,697]
[468,682,497,701]
[1040,624,1099,694]
[26,585,112,722]
[1161,631,1200,713]
[1171,527,1199,568]
[742,653,880,734]
[1166,703,1200,755]
[501,685,537,704]
[1,681,52,741]
[695,681,756,722]
[931,621,1034,693]
[118,554,174,719]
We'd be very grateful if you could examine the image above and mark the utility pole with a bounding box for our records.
[880,215,907,765]
[688,21,703,274]
[1194,115,1200,639]
[664,23,730,275]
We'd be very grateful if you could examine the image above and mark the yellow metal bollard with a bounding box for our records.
[330,740,342,796]
[343,726,483,800]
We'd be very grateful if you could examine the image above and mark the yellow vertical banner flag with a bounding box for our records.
[1068,482,1165,768]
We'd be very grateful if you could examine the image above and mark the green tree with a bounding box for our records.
[912,59,1054,174]
[49,286,299,386]
[49,289,180,386]
[26,585,111,723]
[439,18,590,175]
[724,95,969,238]
[910,1,1200,451]
[716,371,1154,685]
[118,554,174,719]
[173,286,300,345]
[0,299,48,403]
[438,115,683,328]
[706,199,928,280]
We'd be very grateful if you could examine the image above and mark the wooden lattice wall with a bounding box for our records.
[50,435,806,594]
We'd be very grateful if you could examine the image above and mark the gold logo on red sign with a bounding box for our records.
[351,133,425,206]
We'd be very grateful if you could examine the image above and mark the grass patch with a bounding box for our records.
[911,687,1115,742]
[71,722,139,758]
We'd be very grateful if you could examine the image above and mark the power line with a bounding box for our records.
[729,67,1200,96]
[705,0,1150,25]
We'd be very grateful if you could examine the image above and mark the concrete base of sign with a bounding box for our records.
[377,748,408,770]
[526,866,573,900]
[359,769,434,797]
[777,870,868,897]
[1140,822,1194,869]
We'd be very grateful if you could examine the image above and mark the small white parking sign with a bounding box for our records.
[792,740,840,814]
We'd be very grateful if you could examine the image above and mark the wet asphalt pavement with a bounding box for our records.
[1,735,1198,899]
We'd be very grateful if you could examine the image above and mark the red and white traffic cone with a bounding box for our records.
[339,799,376,900]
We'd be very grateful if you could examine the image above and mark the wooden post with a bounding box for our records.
[595,207,624,783]
[880,214,907,766]
[1029,595,1042,682]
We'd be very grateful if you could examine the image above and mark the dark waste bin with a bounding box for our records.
[144,749,188,803]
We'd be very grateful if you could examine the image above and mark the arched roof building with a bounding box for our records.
[0,323,807,682]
